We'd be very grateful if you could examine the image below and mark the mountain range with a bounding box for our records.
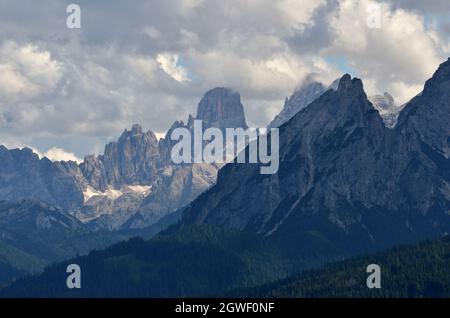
[0,80,405,233]
[0,58,449,297]
[0,87,251,286]
[268,77,403,130]
[182,58,450,258]
[0,87,248,232]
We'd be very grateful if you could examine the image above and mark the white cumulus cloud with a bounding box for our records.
[43,147,82,163]
[156,53,191,82]
[0,41,62,101]
[326,0,446,103]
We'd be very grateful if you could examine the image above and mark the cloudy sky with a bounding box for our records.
[0,0,449,161]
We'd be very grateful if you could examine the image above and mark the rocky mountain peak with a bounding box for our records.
[130,123,143,135]
[118,124,157,143]
[319,75,374,121]
[337,74,364,96]
[268,78,327,128]
[421,57,450,97]
[196,87,247,130]
[396,57,450,156]
[78,124,160,192]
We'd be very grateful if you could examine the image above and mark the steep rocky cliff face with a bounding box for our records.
[269,78,403,130]
[196,87,248,131]
[181,59,450,256]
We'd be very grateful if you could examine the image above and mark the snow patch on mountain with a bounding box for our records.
[83,185,151,203]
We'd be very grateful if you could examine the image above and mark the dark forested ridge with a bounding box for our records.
[0,261,25,289]
[235,235,450,298]
[0,225,298,297]
[2,225,450,298]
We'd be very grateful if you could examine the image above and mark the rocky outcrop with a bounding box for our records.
[196,87,248,131]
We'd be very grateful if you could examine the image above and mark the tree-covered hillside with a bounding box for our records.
[0,225,300,297]
[238,235,450,298]
[3,224,450,298]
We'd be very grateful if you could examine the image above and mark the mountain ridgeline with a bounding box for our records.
[0,87,249,231]
[0,146,84,210]
[267,76,400,130]
[181,59,450,258]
